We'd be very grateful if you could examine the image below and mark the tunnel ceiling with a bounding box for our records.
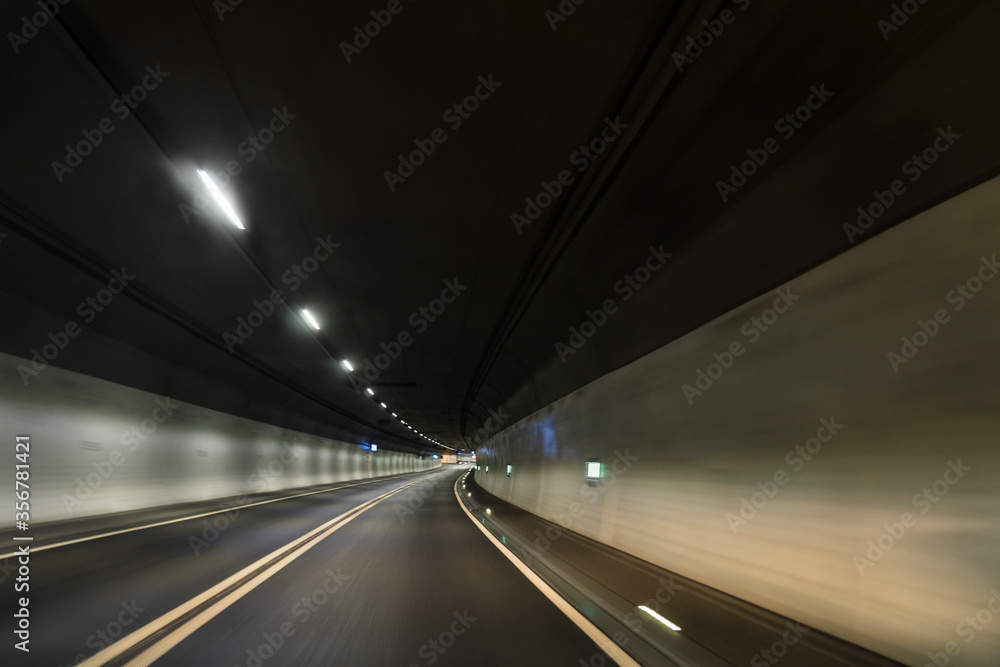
[1,0,998,451]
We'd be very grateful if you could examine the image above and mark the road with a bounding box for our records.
[3,467,608,666]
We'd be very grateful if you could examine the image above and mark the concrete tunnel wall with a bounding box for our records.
[475,175,1000,666]
[0,353,440,527]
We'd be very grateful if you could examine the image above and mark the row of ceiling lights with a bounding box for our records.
[339,358,449,448]
[197,169,451,450]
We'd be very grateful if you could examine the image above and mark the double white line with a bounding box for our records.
[0,471,437,560]
[81,477,428,666]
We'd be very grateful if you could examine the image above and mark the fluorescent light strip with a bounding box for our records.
[638,606,681,631]
[341,360,354,372]
[301,309,320,330]
[197,170,244,229]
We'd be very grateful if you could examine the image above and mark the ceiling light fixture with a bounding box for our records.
[301,309,320,330]
[197,170,244,229]
[341,360,354,372]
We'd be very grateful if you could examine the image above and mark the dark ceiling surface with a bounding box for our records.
[1,0,997,452]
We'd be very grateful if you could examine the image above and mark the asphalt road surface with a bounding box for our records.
[2,467,608,666]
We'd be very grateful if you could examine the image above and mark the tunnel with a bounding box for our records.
[1,0,999,665]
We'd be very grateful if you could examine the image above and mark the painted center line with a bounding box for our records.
[0,469,440,559]
[80,476,429,666]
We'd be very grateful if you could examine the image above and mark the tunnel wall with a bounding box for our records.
[475,176,1000,666]
[0,352,440,527]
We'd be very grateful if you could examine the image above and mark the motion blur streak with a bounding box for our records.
[83,476,433,666]
[476,176,1000,666]
[1,0,999,665]
[0,353,438,525]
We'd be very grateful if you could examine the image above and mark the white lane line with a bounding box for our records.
[453,475,640,667]
[81,476,427,667]
[0,470,437,559]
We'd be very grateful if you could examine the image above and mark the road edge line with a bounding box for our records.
[452,472,640,667]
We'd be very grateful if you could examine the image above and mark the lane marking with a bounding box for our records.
[0,469,441,559]
[639,605,682,631]
[453,474,640,667]
[81,475,429,666]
